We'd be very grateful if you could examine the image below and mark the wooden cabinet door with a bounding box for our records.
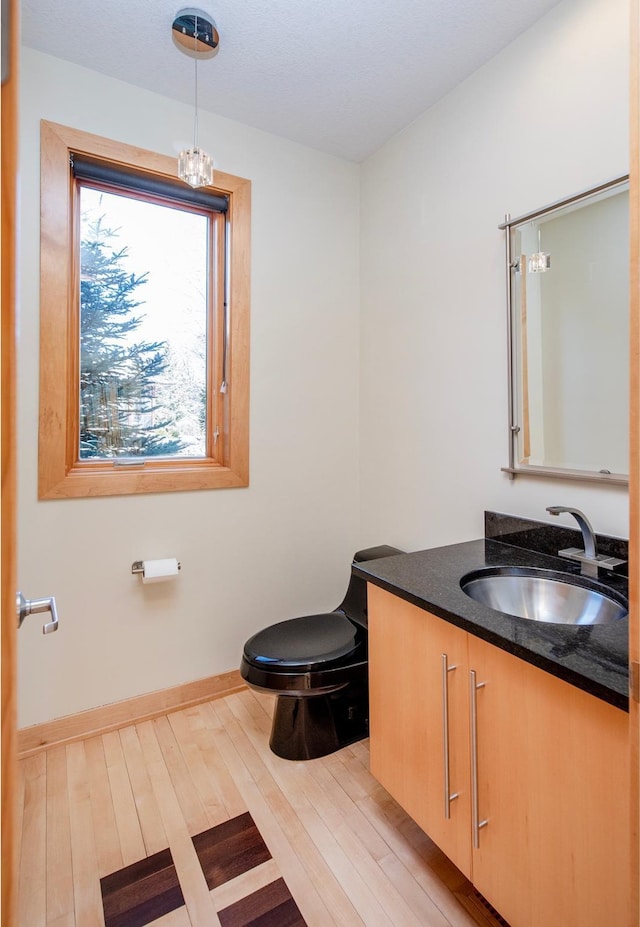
[469,635,629,927]
[368,586,472,877]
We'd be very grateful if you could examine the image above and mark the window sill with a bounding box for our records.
[38,459,249,499]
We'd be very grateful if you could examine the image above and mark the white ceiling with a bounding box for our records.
[21,0,564,162]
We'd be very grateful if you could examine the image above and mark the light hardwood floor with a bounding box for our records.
[16,688,506,927]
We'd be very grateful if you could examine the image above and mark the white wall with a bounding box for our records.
[18,49,361,727]
[359,0,630,553]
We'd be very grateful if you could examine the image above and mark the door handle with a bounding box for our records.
[16,592,60,634]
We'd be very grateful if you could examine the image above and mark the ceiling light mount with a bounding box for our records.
[172,8,219,59]
[173,7,217,188]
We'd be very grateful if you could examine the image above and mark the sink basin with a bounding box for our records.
[460,567,627,625]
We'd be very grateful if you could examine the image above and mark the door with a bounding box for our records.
[368,585,472,878]
[2,0,19,921]
[469,635,629,927]
[1,12,60,918]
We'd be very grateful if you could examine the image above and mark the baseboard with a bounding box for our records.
[17,669,246,758]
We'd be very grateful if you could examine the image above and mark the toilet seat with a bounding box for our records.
[243,613,359,669]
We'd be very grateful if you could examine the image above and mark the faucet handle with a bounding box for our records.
[557,547,626,574]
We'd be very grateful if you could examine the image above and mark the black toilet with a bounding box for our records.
[240,545,403,760]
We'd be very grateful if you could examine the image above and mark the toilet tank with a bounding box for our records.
[338,545,404,628]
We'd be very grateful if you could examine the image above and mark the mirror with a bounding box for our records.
[502,176,629,485]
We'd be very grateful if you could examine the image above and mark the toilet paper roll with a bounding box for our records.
[141,558,180,584]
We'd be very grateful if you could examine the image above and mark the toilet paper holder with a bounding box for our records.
[131,560,182,574]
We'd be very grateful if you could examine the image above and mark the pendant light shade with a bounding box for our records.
[178,147,213,188]
[172,8,219,188]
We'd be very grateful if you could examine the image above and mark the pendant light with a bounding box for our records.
[172,8,219,188]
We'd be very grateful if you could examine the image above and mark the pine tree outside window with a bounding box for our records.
[38,122,250,499]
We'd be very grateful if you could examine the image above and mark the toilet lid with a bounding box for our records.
[244,613,359,667]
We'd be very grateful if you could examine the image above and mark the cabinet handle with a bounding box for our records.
[470,669,489,849]
[441,653,459,819]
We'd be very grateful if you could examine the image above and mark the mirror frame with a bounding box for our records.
[500,175,630,486]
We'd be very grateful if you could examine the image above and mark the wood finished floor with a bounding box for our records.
[16,689,506,927]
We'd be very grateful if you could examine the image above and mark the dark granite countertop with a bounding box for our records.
[353,537,629,711]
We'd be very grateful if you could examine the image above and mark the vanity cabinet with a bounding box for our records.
[368,584,629,927]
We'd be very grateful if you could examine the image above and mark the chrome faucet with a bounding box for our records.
[546,506,624,577]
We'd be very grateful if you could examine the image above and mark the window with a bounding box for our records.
[38,121,250,498]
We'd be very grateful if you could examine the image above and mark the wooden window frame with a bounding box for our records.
[38,120,250,498]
